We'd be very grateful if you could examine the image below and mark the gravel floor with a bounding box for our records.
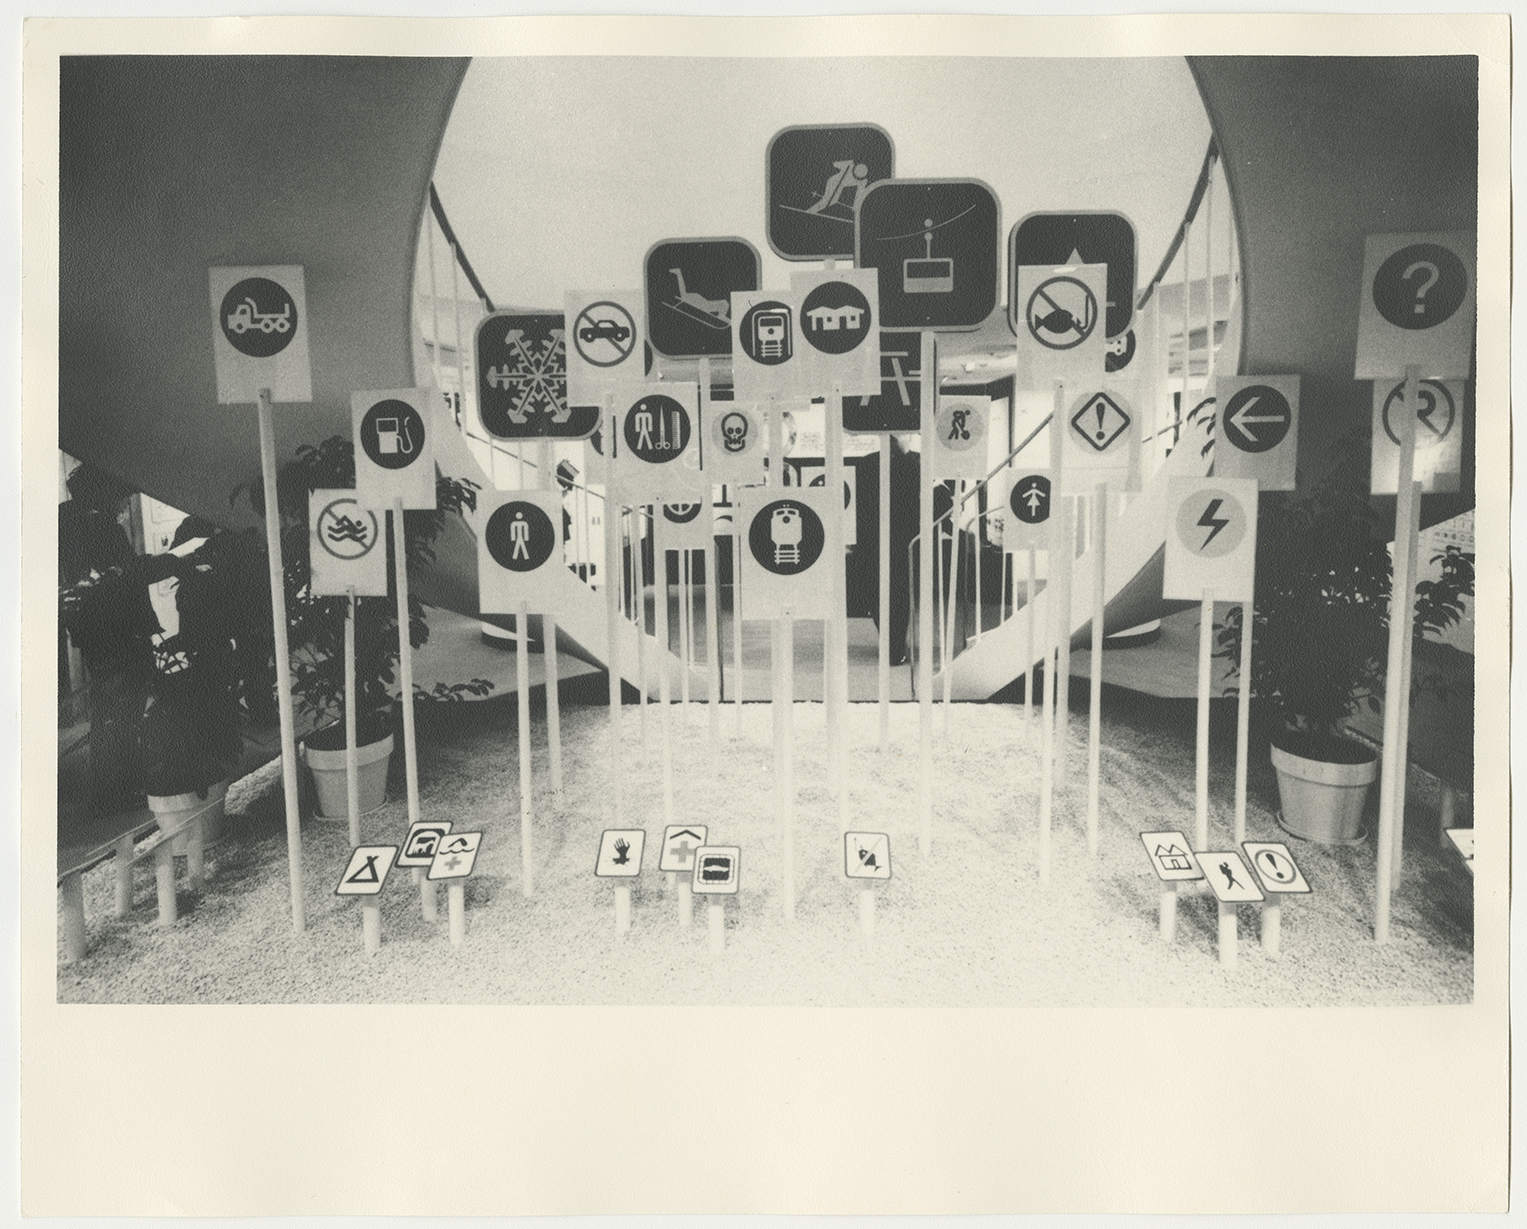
[57,693,1473,1006]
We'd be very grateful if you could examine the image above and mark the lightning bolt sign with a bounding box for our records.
[1197,498,1230,550]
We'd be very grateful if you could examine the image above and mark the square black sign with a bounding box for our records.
[767,123,894,262]
[475,312,599,439]
[842,330,923,433]
[1009,212,1137,340]
[644,238,760,359]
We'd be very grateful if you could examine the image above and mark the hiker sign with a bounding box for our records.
[352,388,438,510]
[1213,376,1299,491]
[308,490,386,598]
[476,488,563,615]
[209,265,313,404]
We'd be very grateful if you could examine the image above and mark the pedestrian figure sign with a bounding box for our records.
[565,290,645,406]
[790,268,881,397]
[1242,842,1311,894]
[842,331,924,434]
[1009,212,1138,342]
[209,265,313,404]
[1014,263,1108,388]
[1139,831,1204,882]
[595,829,646,878]
[645,238,760,359]
[691,846,740,895]
[336,845,399,896]
[428,831,483,881]
[476,488,563,615]
[932,396,991,479]
[352,388,438,510]
[737,487,835,619]
[1060,386,1138,492]
[659,825,709,874]
[397,819,454,868]
[1199,850,1265,903]
[308,490,386,598]
[1213,376,1299,491]
[1001,470,1051,551]
[844,832,891,880]
[1370,378,1465,494]
[1355,231,1475,378]
[611,383,706,504]
[476,312,599,440]
[767,124,894,261]
[1164,477,1257,602]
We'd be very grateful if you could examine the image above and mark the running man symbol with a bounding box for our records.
[1219,861,1242,891]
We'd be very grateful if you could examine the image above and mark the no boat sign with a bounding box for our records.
[931,396,992,480]
[428,831,483,881]
[1014,262,1108,389]
[595,829,646,878]
[308,490,386,598]
[1369,377,1465,494]
[565,290,646,407]
[1060,385,1140,493]
[336,845,399,896]
[1212,376,1299,492]
[475,488,564,615]
[1139,831,1204,882]
[789,267,881,398]
[1355,231,1475,379]
[844,832,891,880]
[397,819,454,868]
[1001,469,1052,551]
[352,388,438,511]
[1163,477,1258,603]
[1242,842,1311,895]
[611,384,706,505]
[209,265,313,404]
[691,846,740,895]
[737,486,837,620]
[659,825,708,874]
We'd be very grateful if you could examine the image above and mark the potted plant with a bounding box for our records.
[238,435,485,820]
[1215,437,1474,843]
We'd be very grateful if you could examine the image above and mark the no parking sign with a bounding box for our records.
[475,488,563,615]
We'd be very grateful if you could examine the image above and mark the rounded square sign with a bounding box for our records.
[767,123,894,261]
[1213,375,1300,492]
[691,845,740,895]
[645,238,760,359]
[1163,477,1258,603]
[1354,231,1475,379]
[842,330,924,434]
[308,489,387,598]
[397,819,454,868]
[352,388,438,511]
[475,488,564,616]
[428,831,483,881]
[856,179,1000,332]
[1009,212,1137,341]
[595,829,646,878]
[1139,831,1204,883]
[844,832,891,880]
[1199,850,1265,903]
[209,265,313,405]
[336,845,399,896]
[476,312,600,440]
[1242,842,1311,895]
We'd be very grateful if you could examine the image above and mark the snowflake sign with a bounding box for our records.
[475,312,599,440]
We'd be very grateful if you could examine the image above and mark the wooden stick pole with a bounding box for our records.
[708,902,725,953]
[825,384,848,815]
[448,880,465,945]
[113,835,133,918]
[677,878,693,928]
[1159,883,1178,943]
[1376,365,1420,943]
[704,535,721,747]
[1087,482,1107,855]
[859,887,875,938]
[1261,896,1282,959]
[413,865,437,922]
[603,400,624,824]
[537,439,563,799]
[361,901,381,955]
[733,514,745,732]
[635,508,649,747]
[941,479,960,733]
[393,498,421,833]
[1026,545,1037,720]
[1039,642,1055,885]
[653,512,675,825]
[1218,900,1237,969]
[1195,588,1214,852]
[345,588,360,846]
[1054,494,1075,788]
[614,884,631,936]
[917,332,936,856]
[154,840,176,928]
[1392,476,1423,878]
[1233,595,1254,844]
[781,612,796,921]
[680,548,693,712]
[256,388,305,932]
[516,599,534,897]
[878,437,892,751]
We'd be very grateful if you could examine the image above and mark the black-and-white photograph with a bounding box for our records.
[23,13,1509,1216]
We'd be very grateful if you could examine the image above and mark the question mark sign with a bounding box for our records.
[1403,260,1440,316]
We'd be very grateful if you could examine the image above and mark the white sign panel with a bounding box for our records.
[335,845,398,896]
[1163,477,1258,603]
[1001,469,1052,552]
[807,465,857,547]
[475,488,564,615]
[209,265,313,404]
[659,825,709,874]
[1242,842,1312,895]
[737,487,837,620]
[731,289,806,403]
[308,490,386,598]
[691,846,740,895]
[704,402,767,483]
[1213,375,1300,492]
[1369,378,1465,494]
[1060,386,1139,493]
[1139,831,1204,883]
[1354,231,1475,379]
[844,831,891,880]
[658,498,714,550]
[397,819,454,868]
[611,384,706,504]
[789,267,881,397]
[427,831,483,881]
[595,829,646,878]
[1199,850,1265,903]
[565,289,646,406]
[932,396,993,480]
[351,388,438,511]
[1014,262,1108,389]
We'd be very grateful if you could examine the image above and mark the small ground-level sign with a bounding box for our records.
[1242,842,1311,894]
[612,383,706,504]
[842,330,924,434]
[428,831,483,880]
[737,487,836,620]
[1002,470,1052,551]
[565,290,645,406]
[1139,831,1204,882]
[1009,212,1138,342]
[1355,231,1475,379]
[1444,828,1475,874]
[1199,850,1265,903]
[1370,377,1465,494]
[476,488,564,615]
[209,265,313,404]
[790,267,881,397]
[645,237,760,360]
[1163,477,1258,603]
[1060,386,1139,492]
[476,312,599,441]
[932,396,991,480]
[308,490,386,597]
[692,846,740,894]
[1213,376,1299,491]
[1014,262,1108,389]
[336,845,399,896]
[398,819,454,868]
[767,123,894,262]
[845,832,892,880]
[659,825,709,874]
[352,388,438,511]
[596,829,646,877]
[856,179,1000,332]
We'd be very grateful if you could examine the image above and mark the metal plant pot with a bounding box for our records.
[1270,738,1378,845]
[300,732,393,821]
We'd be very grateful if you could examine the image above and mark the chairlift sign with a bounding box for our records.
[209,265,313,404]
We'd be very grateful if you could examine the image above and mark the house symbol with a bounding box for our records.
[1154,843,1194,872]
[805,304,864,332]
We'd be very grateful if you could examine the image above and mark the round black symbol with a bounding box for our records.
[807,474,853,509]
[738,301,795,366]
[315,497,379,561]
[748,499,825,576]
[1372,243,1468,330]
[1381,379,1455,449]
[1175,488,1247,559]
[937,402,987,453]
[663,502,703,525]
[1221,385,1292,454]
[799,281,873,355]
[219,276,298,358]
[573,301,637,368]
[713,408,756,455]
[1104,328,1136,373]
[1009,474,1050,525]
[359,399,427,471]
[485,500,556,572]
[622,394,690,464]
[1026,276,1098,350]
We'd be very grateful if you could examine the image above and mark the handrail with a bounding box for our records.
[1136,137,1219,312]
[428,184,496,312]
